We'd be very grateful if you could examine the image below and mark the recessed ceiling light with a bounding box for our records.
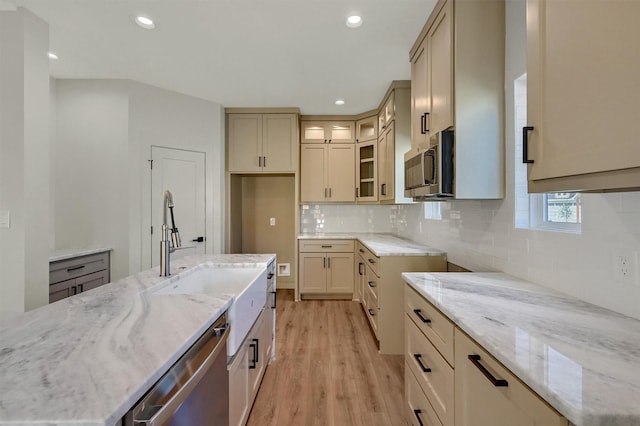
[135,15,155,29]
[335,100,345,106]
[346,15,362,28]
[48,52,58,60]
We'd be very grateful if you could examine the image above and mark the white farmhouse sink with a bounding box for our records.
[150,266,267,357]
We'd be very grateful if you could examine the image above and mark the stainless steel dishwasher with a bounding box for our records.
[125,313,229,425]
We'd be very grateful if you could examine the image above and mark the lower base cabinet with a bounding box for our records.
[404,284,568,426]
[228,307,272,426]
[454,329,567,426]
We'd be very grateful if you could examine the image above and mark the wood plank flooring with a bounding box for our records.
[247,290,406,426]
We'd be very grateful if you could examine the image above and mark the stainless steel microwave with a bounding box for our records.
[404,130,454,199]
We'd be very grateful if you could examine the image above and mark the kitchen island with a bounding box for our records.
[0,253,275,426]
[403,272,640,426]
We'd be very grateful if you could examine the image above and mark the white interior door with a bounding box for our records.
[151,146,206,267]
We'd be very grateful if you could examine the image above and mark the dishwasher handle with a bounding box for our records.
[131,317,229,425]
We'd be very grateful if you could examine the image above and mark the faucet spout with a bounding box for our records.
[160,190,181,277]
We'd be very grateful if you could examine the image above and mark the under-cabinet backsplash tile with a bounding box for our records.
[300,204,395,234]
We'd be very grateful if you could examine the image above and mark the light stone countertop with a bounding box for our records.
[49,247,113,262]
[0,253,275,426]
[402,272,640,426]
[298,233,446,257]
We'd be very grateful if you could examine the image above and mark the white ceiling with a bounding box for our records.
[12,0,436,115]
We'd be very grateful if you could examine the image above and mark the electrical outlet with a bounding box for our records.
[613,251,638,285]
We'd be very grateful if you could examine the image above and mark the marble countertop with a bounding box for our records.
[298,233,446,257]
[402,272,640,426]
[49,247,113,262]
[0,253,275,426]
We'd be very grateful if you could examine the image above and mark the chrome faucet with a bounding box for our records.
[160,190,182,277]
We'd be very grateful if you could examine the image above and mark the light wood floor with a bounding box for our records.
[247,290,406,426]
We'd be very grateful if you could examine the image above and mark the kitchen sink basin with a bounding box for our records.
[150,266,267,357]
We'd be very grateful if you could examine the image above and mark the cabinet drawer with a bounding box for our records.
[405,316,454,426]
[49,252,109,285]
[406,364,443,426]
[364,270,379,300]
[299,239,354,253]
[405,285,454,366]
[357,242,379,277]
[455,329,568,426]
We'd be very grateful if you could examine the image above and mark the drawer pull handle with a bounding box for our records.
[413,409,425,426]
[413,354,432,373]
[321,245,333,248]
[468,354,508,387]
[368,259,376,264]
[359,249,365,253]
[413,309,431,324]
[368,308,375,316]
[67,265,85,272]
[368,281,376,288]
[358,262,364,275]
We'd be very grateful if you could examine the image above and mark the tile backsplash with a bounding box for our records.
[300,204,396,234]
[300,194,640,320]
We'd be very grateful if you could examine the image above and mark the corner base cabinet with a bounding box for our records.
[359,242,446,354]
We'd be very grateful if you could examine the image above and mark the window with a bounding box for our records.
[514,74,581,233]
[424,202,442,220]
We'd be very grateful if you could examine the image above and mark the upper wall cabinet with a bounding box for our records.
[227,113,298,173]
[376,84,414,205]
[525,0,640,193]
[356,115,377,143]
[301,121,355,144]
[409,0,505,199]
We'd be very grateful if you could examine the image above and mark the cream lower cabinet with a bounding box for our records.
[360,242,446,354]
[404,284,568,426]
[298,239,355,297]
[300,144,355,203]
[229,307,272,426]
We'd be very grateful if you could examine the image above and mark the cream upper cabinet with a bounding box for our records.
[378,123,395,202]
[300,144,355,203]
[427,0,453,136]
[526,0,640,193]
[301,121,355,144]
[410,1,452,151]
[376,84,413,204]
[378,93,395,134]
[355,115,377,143]
[227,113,298,173]
[356,139,378,203]
[408,0,504,199]
[411,41,429,149]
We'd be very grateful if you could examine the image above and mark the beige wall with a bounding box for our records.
[241,176,296,288]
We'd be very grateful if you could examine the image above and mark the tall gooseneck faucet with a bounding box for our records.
[160,190,182,276]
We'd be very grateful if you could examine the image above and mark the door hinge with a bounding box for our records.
[148,159,153,170]
[151,226,153,234]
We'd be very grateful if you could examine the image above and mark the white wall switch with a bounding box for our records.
[269,217,276,226]
[0,210,10,229]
